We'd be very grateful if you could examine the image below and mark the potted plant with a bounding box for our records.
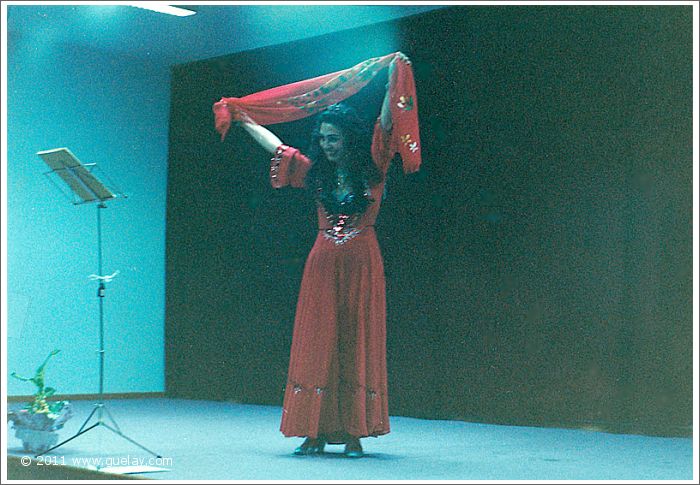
[7,349,73,453]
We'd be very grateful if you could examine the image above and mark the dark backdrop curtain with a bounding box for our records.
[165,6,693,437]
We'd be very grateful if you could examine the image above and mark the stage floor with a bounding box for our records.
[5,398,694,481]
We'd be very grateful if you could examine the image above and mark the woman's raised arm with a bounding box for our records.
[380,81,393,132]
[236,112,284,154]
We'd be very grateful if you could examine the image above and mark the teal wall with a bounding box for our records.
[6,26,168,395]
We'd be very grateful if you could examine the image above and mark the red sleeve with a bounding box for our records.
[388,59,421,173]
[371,119,396,175]
[270,144,312,189]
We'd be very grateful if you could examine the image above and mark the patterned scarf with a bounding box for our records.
[213,52,421,174]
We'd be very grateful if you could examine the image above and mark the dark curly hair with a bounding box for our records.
[305,103,383,215]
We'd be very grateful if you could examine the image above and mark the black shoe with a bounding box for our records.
[293,437,326,455]
[344,438,363,458]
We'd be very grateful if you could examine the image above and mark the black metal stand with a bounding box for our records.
[35,203,160,459]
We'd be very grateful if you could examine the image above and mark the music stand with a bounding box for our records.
[34,148,160,459]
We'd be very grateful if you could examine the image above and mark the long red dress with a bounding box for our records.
[271,120,396,441]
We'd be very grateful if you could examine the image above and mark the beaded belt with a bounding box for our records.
[321,215,373,245]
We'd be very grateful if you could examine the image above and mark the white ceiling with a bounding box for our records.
[6,3,446,66]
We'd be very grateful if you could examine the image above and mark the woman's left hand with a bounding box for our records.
[388,51,410,83]
[394,51,411,64]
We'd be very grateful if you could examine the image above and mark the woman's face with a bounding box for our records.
[318,122,346,164]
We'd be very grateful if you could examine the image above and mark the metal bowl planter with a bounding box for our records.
[8,403,73,453]
[8,350,73,454]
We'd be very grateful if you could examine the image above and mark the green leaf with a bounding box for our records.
[10,372,32,382]
[48,401,65,414]
[11,350,62,404]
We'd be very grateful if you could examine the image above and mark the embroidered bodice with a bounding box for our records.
[269,120,395,244]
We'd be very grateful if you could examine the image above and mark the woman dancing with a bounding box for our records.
[221,52,418,458]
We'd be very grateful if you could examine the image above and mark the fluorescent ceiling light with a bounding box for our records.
[131,3,196,17]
